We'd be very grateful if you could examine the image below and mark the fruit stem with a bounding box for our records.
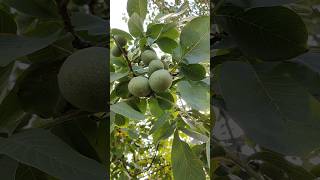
[112,35,136,76]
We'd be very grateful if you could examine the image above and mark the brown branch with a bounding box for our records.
[89,0,97,15]
[112,35,136,76]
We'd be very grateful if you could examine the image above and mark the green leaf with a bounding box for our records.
[181,64,206,81]
[0,9,16,33]
[146,23,179,40]
[0,63,15,102]
[0,129,106,180]
[23,21,63,37]
[180,128,209,143]
[0,32,60,66]
[293,52,320,74]
[26,33,74,63]
[153,121,175,142]
[71,12,107,35]
[0,92,26,135]
[111,28,133,40]
[3,0,59,18]
[127,0,147,20]
[180,16,210,64]
[150,112,170,134]
[219,61,320,155]
[171,131,206,180]
[111,101,145,120]
[156,37,178,54]
[215,6,308,61]
[128,13,144,38]
[15,164,50,180]
[18,61,66,118]
[248,151,315,180]
[0,156,18,180]
[156,92,174,110]
[177,81,209,111]
[148,98,164,118]
[110,72,129,82]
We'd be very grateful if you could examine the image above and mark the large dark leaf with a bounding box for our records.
[17,61,67,118]
[71,12,108,36]
[180,16,210,64]
[171,131,206,180]
[224,0,296,8]
[0,32,60,66]
[219,61,320,155]
[0,129,106,180]
[0,92,26,135]
[2,0,59,18]
[248,151,315,180]
[0,9,16,33]
[0,156,18,180]
[127,0,147,20]
[215,6,308,61]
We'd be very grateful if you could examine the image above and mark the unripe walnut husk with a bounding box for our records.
[114,35,127,47]
[128,76,151,97]
[111,46,122,57]
[58,47,108,112]
[141,50,158,65]
[149,69,172,93]
[148,60,164,75]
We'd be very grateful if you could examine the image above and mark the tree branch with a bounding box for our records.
[112,35,136,76]
[55,0,91,49]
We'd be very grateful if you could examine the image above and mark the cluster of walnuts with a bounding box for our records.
[112,35,173,98]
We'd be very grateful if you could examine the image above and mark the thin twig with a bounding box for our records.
[112,35,136,76]
[132,142,160,177]
[41,111,91,129]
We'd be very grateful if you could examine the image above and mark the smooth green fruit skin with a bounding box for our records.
[141,50,158,65]
[58,47,108,112]
[112,46,122,57]
[128,76,151,97]
[148,60,164,75]
[149,70,172,93]
[114,35,127,47]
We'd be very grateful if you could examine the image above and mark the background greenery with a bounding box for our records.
[0,0,108,179]
[110,0,210,179]
[212,0,320,179]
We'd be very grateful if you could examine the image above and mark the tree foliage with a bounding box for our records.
[0,0,108,179]
[110,0,210,179]
[212,0,320,179]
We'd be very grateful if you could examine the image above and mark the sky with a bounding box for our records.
[110,0,129,31]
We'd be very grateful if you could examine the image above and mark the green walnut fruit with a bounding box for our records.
[58,47,108,112]
[114,35,127,47]
[111,46,122,57]
[148,60,164,75]
[149,69,172,93]
[128,76,151,97]
[115,114,127,126]
[141,50,158,65]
